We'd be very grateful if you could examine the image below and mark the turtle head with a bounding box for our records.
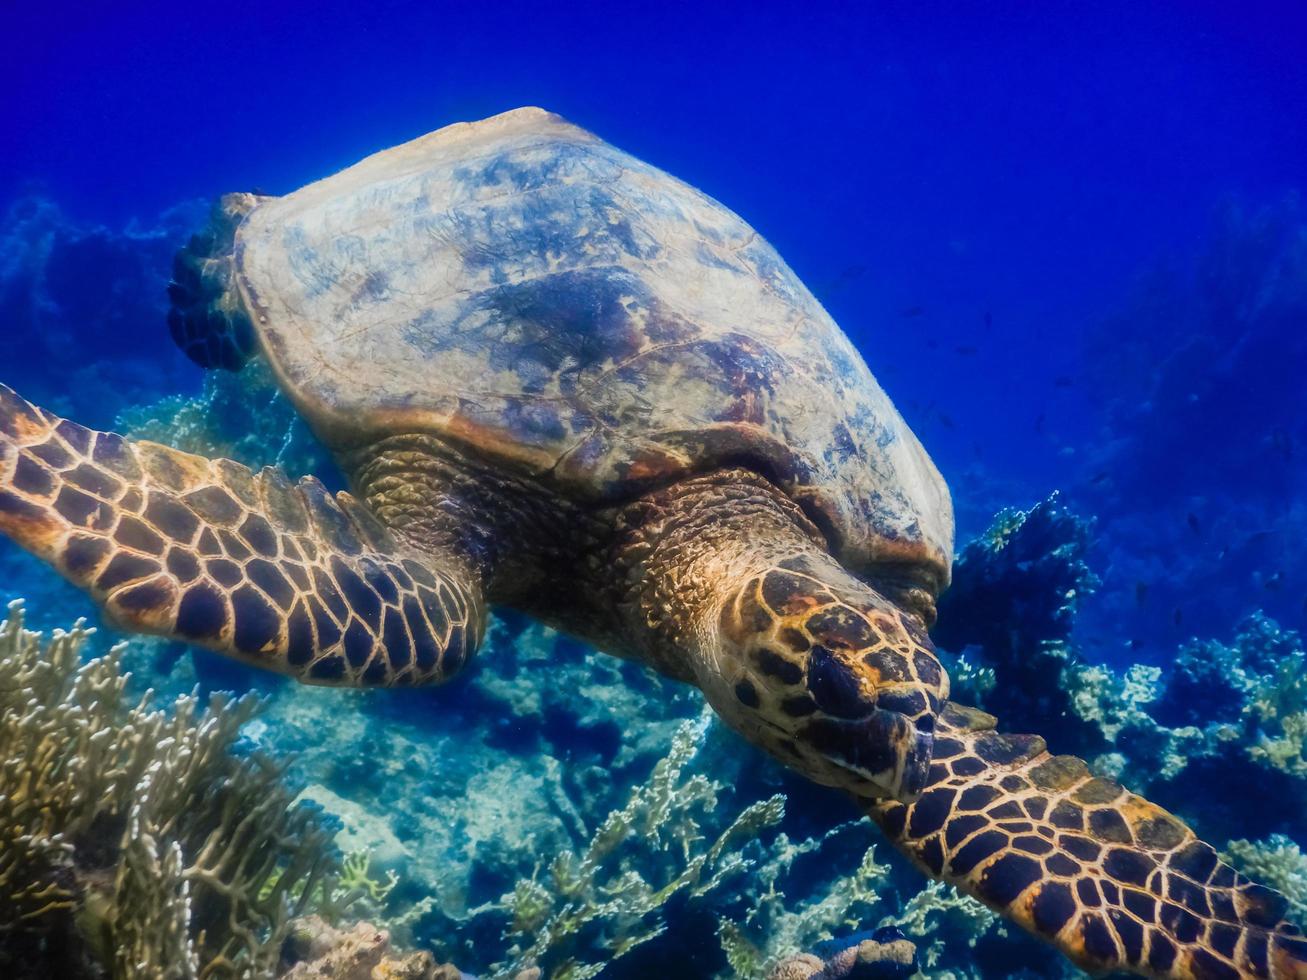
[713,554,949,802]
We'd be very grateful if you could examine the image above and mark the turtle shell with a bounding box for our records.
[233,108,953,582]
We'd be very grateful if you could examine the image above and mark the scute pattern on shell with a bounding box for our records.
[234,107,953,581]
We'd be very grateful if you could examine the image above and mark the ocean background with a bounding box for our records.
[2,3,1305,978]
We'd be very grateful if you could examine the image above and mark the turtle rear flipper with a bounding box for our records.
[871,706,1307,979]
[167,193,266,371]
[0,384,483,686]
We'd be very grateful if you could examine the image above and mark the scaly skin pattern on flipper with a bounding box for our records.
[869,707,1307,979]
[0,384,482,686]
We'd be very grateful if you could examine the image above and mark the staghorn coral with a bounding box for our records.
[475,712,786,980]
[0,599,342,979]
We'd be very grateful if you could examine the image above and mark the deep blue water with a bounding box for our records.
[2,4,1307,975]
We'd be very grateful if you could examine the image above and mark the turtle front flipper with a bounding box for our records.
[167,192,268,371]
[870,706,1307,979]
[0,384,483,686]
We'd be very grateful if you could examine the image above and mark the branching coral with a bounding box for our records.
[0,599,339,979]
[475,713,785,980]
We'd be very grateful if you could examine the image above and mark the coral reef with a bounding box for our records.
[763,927,917,980]
[0,599,344,979]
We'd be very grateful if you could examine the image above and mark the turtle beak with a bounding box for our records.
[804,709,934,800]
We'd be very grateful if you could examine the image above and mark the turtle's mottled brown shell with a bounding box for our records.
[233,108,953,582]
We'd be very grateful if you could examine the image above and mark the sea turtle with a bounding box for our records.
[0,108,1303,979]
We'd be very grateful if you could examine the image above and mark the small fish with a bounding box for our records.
[1034,412,1046,434]
[1186,513,1201,534]
[938,413,955,429]
[1135,582,1149,605]
[1173,607,1183,627]
[1090,471,1110,484]
[840,264,867,280]
[902,305,925,318]
[955,345,978,356]
[1264,571,1283,592]
[1054,375,1075,388]
[1128,638,1143,651]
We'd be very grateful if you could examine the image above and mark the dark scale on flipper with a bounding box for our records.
[55,485,102,526]
[1081,913,1119,963]
[65,462,123,499]
[197,527,222,556]
[207,558,243,588]
[11,456,56,498]
[405,597,440,671]
[114,578,176,615]
[98,553,161,592]
[1208,922,1240,960]
[332,557,382,628]
[1159,902,1203,944]
[29,440,72,470]
[1045,853,1080,878]
[91,432,140,481]
[63,534,111,581]
[145,493,199,543]
[259,469,309,534]
[1104,848,1155,887]
[308,655,347,683]
[1188,948,1240,980]
[1031,882,1077,936]
[247,558,296,610]
[310,599,342,649]
[382,607,412,669]
[1077,879,1104,908]
[944,813,987,849]
[166,547,201,584]
[1122,888,1157,923]
[1148,933,1178,973]
[950,755,986,777]
[343,620,375,669]
[286,602,315,667]
[186,486,245,526]
[362,658,389,685]
[1108,909,1145,965]
[1170,840,1220,881]
[907,787,955,838]
[219,530,252,561]
[417,587,448,638]
[949,830,1008,876]
[176,584,227,641]
[231,584,281,656]
[1089,808,1133,844]
[238,513,279,558]
[957,784,1000,812]
[1050,802,1086,831]
[360,557,400,605]
[979,852,1043,906]
[115,515,165,556]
